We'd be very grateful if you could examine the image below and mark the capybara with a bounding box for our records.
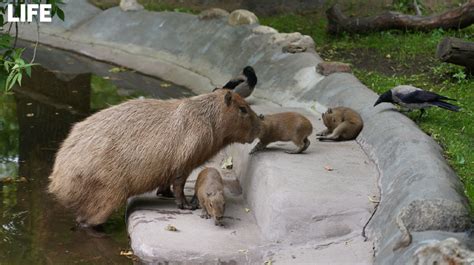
[191,167,225,226]
[316,107,363,141]
[48,90,261,228]
[250,112,313,154]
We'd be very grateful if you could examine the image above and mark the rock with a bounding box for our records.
[270,32,303,45]
[119,0,143,11]
[228,9,258,26]
[88,0,119,9]
[252,25,278,35]
[282,35,315,53]
[316,62,352,76]
[198,8,229,20]
[413,238,474,265]
[398,199,471,232]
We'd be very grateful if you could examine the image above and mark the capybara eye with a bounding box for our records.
[209,203,213,208]
[239,106,248,114]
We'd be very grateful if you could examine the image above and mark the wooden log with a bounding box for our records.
[326,1,474,35]
[437,37,474,73]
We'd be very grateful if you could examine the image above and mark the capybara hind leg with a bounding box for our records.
[173,176,191,209]
[286,138,310,154]
[156,185,174,198]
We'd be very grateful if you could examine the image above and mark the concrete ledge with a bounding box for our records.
[15,0,473,264]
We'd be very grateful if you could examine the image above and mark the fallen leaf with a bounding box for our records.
[0,177,14,184]
[221,156,233,169]
[119,250,134,256]
[165,224,178,232]
[244,208,250,213]
[238,249,248,254]
[18,177,28,182]
[264,259,273,265]
[108,67,127,73]
[26,113,34,117]
[368,196,380,203]
[324,165,333,171]
[160,83,172,88]
[103,76,111,80]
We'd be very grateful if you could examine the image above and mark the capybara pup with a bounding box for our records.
[192,167,226,226]
[316,107,363,141]
[250,112,313,154]
[48,90,261,228]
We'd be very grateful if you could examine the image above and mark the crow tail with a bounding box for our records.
[431,101,461,112]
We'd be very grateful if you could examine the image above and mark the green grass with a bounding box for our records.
[261,13,474,209]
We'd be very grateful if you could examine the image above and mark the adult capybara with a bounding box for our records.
[316,107,363,141]
[48,90,261,228]
[250,112,313,154]
[191,167,226,226]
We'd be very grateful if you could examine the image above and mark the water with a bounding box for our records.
[0,41,194,264]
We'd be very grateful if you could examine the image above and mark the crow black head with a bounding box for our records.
[374,90,393,107]
[243,66,257,87]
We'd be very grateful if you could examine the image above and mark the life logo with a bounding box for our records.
[6,4,53,22]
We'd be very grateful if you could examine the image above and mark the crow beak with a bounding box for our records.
[374,97,384,107]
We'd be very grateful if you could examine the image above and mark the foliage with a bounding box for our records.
[261,13,474,209]
[0,0,65,93]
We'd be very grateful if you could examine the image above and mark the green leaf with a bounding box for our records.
[56,8,65,21]
[25,65,32,77]
[17,72,22,86]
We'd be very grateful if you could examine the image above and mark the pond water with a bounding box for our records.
[0,41,194,264]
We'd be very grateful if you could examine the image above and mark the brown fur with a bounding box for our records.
[48,90,261,227]
[192,167,225,226]
[316,107,363,141]
[250,112,313,154]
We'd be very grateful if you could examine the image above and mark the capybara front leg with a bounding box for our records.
[249,141,267,154]
[317,126,343,141]
[316,129,330,136]
[200,208,210,219]
[173,176,190,209]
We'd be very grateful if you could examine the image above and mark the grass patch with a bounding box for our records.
[261,13,474,209]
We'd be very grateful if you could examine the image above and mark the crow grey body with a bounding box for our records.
[374,85,460,113]
[222,66,257,98]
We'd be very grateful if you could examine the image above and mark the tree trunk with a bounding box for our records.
[326,1,474,35]
[437,37,474,73]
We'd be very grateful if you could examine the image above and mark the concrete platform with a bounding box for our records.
[126,100,379,264]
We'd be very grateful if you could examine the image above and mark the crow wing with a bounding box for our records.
[397,90,452,103]
[223,75,246,90]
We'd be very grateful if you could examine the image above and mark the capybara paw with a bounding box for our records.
[215,221,224,226]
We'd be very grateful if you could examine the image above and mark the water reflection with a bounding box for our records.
[0,41,195,265]
[0,68,130,265]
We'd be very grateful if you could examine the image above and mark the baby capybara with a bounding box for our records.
[316,107,363,141]
[191,167,225,226]
[48,90,261,228]
[250,112,313,154]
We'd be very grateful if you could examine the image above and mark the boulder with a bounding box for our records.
[228,9,258,26]
[198,8,229,20]
[120,0,143,11]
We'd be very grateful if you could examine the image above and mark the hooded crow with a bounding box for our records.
[374,85,460,119]
[215,66,257,98]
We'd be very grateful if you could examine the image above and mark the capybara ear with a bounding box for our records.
[259,114,265,120]
[224,91,232,106]
[327,108,332,114]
